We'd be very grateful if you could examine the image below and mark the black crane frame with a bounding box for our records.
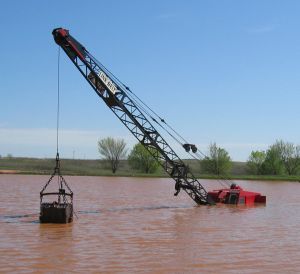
[52,28,213,205]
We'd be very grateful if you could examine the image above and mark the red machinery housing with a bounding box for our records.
[208,184,266,205]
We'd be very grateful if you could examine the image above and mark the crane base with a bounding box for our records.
[208,187,266,205]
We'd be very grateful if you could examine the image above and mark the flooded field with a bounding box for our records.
[0,175,299,273]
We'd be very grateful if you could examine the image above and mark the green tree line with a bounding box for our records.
[247,140,300,175]
[98,137,300,176]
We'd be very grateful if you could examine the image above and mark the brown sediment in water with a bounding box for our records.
[0,175,300,273]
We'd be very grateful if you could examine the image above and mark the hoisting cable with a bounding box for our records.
[39,44,75,224]
[57,46,78,219]
[56,46,60,156]
[56,46,61,190]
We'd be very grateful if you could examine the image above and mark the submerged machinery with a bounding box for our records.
[51,28,266,206]
[208,184,266,205]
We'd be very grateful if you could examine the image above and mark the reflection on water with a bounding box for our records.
[0,175,299,273]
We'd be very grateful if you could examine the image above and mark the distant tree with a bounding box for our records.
[263,141,285,175]
[278,140,300,175]
[6,153,13,159]
[247,150,266,175]
[98,137,127,173]
[128,143,159,173]
[201,142,232,175]
[247,140,300,176]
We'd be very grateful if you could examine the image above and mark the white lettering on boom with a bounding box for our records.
[98,71,117,94]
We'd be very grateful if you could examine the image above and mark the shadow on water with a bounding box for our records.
[77,204,193,215]
[0,203,266,223]
[0,213,39,223]
[0,205,189,223]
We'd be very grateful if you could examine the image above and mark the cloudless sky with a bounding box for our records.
[0,0,299,161]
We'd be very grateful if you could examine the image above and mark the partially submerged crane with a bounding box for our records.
[52,28,266,206]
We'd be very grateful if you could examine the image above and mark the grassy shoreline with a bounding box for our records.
[0,157,299,182]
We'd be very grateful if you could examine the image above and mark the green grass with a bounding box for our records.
[0,157,299,181]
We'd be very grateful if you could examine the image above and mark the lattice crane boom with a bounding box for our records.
[52,28,214,205]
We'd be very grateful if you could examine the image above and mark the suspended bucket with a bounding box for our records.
[40,154,73,223]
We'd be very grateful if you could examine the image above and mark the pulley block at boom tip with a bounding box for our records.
[51,27,214,206]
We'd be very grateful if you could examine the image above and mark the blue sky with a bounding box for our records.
[0,0,299,161]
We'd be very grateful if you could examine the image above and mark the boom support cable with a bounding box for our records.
[122,83,233,188]
[99,59,232,188]
[88,51,209,162]
[87,52,185,148]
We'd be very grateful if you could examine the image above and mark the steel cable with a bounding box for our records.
[56,46,60,155]
[88,51,233,188]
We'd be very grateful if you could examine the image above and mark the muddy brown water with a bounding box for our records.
[0,175,299,273]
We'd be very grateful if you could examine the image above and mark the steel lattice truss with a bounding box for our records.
[53,28,213,205]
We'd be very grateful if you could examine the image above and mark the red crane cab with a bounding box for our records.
[208,183,266,205]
